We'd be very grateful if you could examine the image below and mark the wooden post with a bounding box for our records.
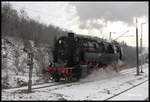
[28,52,33,92]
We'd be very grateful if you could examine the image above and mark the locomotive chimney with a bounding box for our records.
[68,32,74,38]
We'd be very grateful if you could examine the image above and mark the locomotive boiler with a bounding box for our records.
[46,32,122,82]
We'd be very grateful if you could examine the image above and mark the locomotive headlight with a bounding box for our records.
[59,40,62,44]
[98,53,102,56]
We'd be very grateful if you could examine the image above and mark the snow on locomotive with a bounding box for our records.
[46,32,123,82]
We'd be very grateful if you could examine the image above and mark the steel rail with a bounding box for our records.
[104,80,148,100]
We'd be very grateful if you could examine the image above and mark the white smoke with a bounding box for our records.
[80,66,118,82]
[118,60,125,65]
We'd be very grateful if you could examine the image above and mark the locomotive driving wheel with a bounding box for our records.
[54,76,60,82]
[53,70,60,82]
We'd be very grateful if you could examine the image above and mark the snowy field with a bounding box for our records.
[2,63,149,101]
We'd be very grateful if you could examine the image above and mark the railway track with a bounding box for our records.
[104,80,148,100]
[3,81,73,92]
[2,81,54,91]
[3,66,146,92]
[120,68,136,74]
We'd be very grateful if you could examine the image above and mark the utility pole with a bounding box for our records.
[109,32,111,41]
[28,52,34,92]
[140,23,146,73]
[136,18,140,76]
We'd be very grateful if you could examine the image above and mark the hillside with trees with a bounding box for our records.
[2,3,68,45]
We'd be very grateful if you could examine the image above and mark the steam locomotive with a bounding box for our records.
[46,32,122,82]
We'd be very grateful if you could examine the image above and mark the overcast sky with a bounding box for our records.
[3,1,149,47]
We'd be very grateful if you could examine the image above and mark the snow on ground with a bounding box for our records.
[2,63,149,100]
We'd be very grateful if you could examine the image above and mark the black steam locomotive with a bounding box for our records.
[47,33,122,82]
